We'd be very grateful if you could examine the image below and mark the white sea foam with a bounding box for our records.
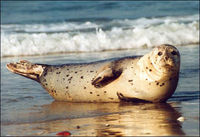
[1,15,199,57]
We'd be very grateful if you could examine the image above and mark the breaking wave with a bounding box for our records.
[1,14,199,57]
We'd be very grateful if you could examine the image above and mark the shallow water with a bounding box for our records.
[1,45,199,136]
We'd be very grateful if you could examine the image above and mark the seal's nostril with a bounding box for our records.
[165,57,168,60]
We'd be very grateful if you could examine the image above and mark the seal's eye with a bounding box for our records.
[171,51,177,55]
[158,52,162,56]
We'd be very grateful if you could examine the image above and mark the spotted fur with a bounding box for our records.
[6,44,180,102]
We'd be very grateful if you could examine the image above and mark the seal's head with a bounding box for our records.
[150,44,180,75]
[138,44,180,82]
[133,44,181,102]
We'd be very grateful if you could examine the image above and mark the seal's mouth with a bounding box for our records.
[151,60,177,75]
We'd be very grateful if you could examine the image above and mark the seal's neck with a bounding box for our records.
[137,54,169,82]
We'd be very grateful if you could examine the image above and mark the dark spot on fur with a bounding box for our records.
[43,70,47,77]
[104,91,107,93]
[43,79,46,82]
[66,75,69,77]
[149,69,152,72]
[56,72,61,74]
[146,67,148,69]
[145,78,148,80]
[75,71,77,73]
[63,78,65,80]
[109,97,114,100]
[84,87,86,89]
[156,82,159,85]
[90,71,94,72]
[128,80,133,82]
[149,83,151,85]
[97,94,100,96]
[90,92,93,94]
[66,86,68,89]
[56,67,59,69]
[81,76,84,79]
[131,67,134,69]
[160,83,165,87]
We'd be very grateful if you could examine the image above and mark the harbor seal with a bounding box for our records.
[6,44,180,102]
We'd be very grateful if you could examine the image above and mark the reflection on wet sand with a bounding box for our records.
[95,103,185,136]
[2,101,185,136]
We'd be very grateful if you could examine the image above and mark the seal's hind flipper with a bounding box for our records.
[6,60,46,82]
[92,67,122,88]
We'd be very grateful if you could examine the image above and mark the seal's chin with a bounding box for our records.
[162,65,174,73]
[152,61,175,76]
[154,56,178,73]
[160,63,179,76]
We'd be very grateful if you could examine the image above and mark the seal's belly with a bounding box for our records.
[40,62,121,102]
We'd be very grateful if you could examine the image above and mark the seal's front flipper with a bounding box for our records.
[92,67,123,88]
[6,60,47,82]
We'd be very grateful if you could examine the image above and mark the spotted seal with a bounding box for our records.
[6,44,180,102]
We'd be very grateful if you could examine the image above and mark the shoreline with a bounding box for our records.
[1,44,199,59]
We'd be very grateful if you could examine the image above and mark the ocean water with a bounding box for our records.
[1,1,199,57]
[1,1,199,136]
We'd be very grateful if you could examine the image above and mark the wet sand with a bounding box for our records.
[2,101,199,136]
